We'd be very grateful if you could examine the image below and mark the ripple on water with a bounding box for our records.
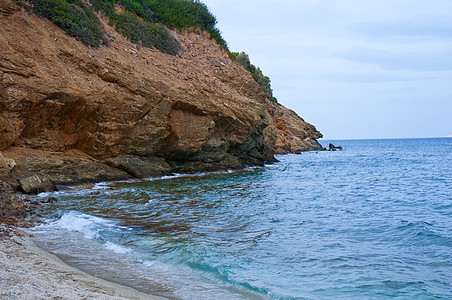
[28,138,452,299]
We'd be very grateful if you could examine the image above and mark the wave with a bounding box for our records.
[185,261,286,299]
[34,211,135,257]
[104,241,132,254]
[39,211,115,239]
[391,220,452,246]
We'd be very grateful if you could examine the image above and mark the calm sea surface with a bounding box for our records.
[29,138,452,299]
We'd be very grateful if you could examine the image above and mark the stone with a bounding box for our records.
[0,152,18,189]
[106,155,171,178]
[328,143,343,151]
[19,175,55,194]
[0,181,27,225]
[47,197,58,203]
[5,147,132,186]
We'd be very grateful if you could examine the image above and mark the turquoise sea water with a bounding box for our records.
[29,138,451,299]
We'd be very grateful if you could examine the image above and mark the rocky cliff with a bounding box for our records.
[0,0,322,191]
[269,102,323,154]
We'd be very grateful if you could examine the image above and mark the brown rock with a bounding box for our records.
[4,147,131,187]
[18,175,54,194]
[106,155,171,178]
[0,181,27,225]
[0,152,18,189]
[0,2,277,180]
[0,112,24,150]
[0,1,320,185]
[0,0,21,17]
[269,102,323,154]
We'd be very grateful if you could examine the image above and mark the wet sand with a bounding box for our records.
[0,224,165,300]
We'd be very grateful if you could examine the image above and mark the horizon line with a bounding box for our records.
[319,136,452,141]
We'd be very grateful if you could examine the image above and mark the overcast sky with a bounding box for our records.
[202,0,452,140]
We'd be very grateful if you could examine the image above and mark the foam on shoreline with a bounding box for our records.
[0,224,165,299]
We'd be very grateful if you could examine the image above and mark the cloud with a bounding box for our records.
[203,0,452,139]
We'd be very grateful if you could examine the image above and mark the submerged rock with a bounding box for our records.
[47,197,58,203]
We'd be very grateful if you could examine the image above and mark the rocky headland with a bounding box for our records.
[0,0,322,196]
[0,1,323,297]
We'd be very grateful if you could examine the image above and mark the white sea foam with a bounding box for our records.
[144,170,239,182]
[46,211,112,239]
[142,260,171,272]
[92,182,111,190]
[104,241,131,254]
[36,191,74,198]
[144,173,188,181]
[35,188,94,199]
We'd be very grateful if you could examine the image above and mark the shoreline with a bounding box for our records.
[0,224,166,300]
[9,168,273,300]
[1,168,265,300]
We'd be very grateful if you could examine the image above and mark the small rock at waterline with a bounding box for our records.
[47,197,58,203]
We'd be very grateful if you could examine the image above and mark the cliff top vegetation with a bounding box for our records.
[15,0,276,102]
[15,0,224,53]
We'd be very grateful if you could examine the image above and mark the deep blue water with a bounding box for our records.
[30,138,451,299]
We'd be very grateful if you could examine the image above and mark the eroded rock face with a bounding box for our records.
[269,102,323,154]
[0,152,18,189]
[0,0,320,187]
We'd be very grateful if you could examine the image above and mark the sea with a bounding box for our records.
[28,138,451,299]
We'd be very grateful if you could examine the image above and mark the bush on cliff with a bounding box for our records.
[17,0,104,48]
[13,0,180,54]
[92,0,227,49]
[110,13,180,54]
[230,51,278,103]
[15,0,226,53]
[138,0,227,48]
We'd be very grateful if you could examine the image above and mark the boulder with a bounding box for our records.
[106,155,171,178]
[5,147,132,186]
[0,153,9,175]
[19,175,55,194]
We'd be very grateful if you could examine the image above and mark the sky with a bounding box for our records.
[202,0,452,140]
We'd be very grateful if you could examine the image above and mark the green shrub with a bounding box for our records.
[119,0,145,19]
[110,13,180,54]
[122,0,227,48]
[22,0,103,48]
[91,0,115,17]
[17,0,226,53]
[92,0,226,52]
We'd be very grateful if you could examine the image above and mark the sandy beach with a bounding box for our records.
[0,224,165,300]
